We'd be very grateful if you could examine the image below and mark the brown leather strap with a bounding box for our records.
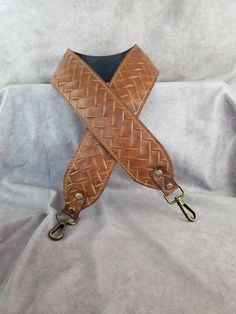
[62,46,158,217]
[51,45,179,219]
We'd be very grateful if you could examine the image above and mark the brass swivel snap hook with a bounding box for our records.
[164,185,197,222]
[48,210,80,241]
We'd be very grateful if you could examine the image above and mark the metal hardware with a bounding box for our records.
[68,206,76,213]
[154,169,163,177]
[164,185,197,222]
[165,182,174,190]
[75,192,83,200]
[48,210,80,241]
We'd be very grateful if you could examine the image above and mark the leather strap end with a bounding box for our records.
[150,167,179,196]
[62,191,86,219]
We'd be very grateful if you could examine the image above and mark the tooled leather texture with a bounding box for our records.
[61,46,159,217]
[51,45,178,218]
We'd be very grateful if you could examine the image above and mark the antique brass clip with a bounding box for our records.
[164,185,197,222]
[48,210,80,241]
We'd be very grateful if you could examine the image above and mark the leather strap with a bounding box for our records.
[61,46,159,218]
[51,45,179,219]
[49,44,197,241]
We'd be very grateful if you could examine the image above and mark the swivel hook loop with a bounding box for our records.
[49,210,80,241]
[164,185,197,222]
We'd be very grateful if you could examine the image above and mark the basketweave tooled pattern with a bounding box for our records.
[52,49,176,193]
[52,46,178,217]
[62,46,159,210]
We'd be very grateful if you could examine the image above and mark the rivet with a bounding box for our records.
[75,192,83,200]
[68,207,76,213]
[166,183,174,190]
[154,169,163,177]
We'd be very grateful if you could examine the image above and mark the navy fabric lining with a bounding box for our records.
[76,48,130,83]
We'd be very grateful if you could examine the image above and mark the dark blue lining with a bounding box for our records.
[76,48,130,83]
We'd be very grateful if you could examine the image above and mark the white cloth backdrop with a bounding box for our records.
[0,82,236,313]
[0,0,236,90]
[0,0,236,313]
